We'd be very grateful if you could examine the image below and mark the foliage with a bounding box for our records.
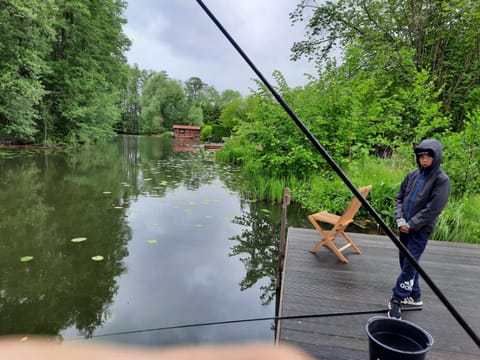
[433,195,480,244]
[441,110,480,197]
[0,0,130,145]
[306,45,448,153]
[224,74,325,180]
[200,125,212,142]
[236,175,303,205]
[208,124,229,143]
[219,97,248,135]
[184,77,223,125]
[139,72,186,134]
[118,65,152,134]
[186,105,203,126]
[205,0,480,243]
[0,1,245,145]
[291,155,404,228]
[214,141,245,165]
[0,0,56,143]
[117,74,243,136]
[219,89,243,106]
[290,0,480,128]
[44,0,130,144]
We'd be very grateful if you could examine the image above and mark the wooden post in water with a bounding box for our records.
[279,187,290,272]
[275,188,290,320]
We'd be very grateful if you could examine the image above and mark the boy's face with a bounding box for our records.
[418,154,434,168]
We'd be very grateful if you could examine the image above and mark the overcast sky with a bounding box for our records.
[123,0,317,95]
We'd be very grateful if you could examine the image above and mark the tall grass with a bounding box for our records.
[433,195,480,243]
[239,175,303,204]
[216,150,479,244]
[347,156,406,223]
[293,156,406,225]
[214,143,244,164]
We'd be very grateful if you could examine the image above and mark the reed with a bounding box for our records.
[218,150,479,243]
[433,195,480,243]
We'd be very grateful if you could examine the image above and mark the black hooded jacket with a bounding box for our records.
[394,139,450,233]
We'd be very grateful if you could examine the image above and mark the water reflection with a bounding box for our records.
[172,138,201,153]
[0,135,304,346]
[0,144,130,339]
[229,201,282,306]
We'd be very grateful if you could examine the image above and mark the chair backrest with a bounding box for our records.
[337,185,372,225]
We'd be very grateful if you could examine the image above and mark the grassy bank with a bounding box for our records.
[216,149,479,244]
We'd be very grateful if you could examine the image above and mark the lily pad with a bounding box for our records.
[147,239,157,244]
[261,208,271,213]
[20,256,34,262]
[102,191,112,195]
[71,237,87,243]
[91,255,104,261]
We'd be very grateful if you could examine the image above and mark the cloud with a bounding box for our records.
[123,0,316,95]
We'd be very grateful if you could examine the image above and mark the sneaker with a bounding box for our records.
[401,295,423,307]
[388,298,402,320]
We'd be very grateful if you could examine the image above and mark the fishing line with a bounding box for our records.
[67,308,421,340]
[195,0,480,347]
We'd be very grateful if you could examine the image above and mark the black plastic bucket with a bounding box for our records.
[365,316,434,360]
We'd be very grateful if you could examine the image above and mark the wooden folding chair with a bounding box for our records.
[307,185,372,263]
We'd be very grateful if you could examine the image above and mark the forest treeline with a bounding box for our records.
[1,0,479,241]
[0,0,241,145]
[1,0,130,145]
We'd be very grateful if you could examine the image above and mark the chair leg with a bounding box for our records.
[307,215,331,253]
[310,237,328,253]
[325,242,350,263]
[341,231,362,254]
[307,216,356,263]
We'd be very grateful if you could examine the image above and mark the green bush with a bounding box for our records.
[200,125,212,142]
[211,125,230,143]
[442,111,480,198]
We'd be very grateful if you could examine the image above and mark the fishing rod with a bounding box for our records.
[195,0,480,348]
[68,307,421,340]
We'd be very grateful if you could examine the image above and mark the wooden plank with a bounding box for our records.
[277,227,480,360]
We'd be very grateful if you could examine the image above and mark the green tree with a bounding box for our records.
[226,75,322,180]
[291,0,480,129]
[118,65,153,134]
[184,76,206,104]
[186,105,203,126]
[200,85,222,124]
[0,0,56,143]
[140,72,186,134]
[219,89,242,106]
[442,110,480,198]
[308,46,446,155]
[219,97,248,136]
[43,0,130,143]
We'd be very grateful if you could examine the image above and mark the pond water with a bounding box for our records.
[0,135,310,347]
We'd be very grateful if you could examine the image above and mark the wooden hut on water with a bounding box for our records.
[172,125,201,139]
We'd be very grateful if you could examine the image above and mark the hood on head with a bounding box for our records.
[414,139,443,169]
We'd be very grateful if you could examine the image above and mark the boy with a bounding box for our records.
[388,139,450,319]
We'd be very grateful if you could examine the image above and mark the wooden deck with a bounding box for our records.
[276,227,480,359]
